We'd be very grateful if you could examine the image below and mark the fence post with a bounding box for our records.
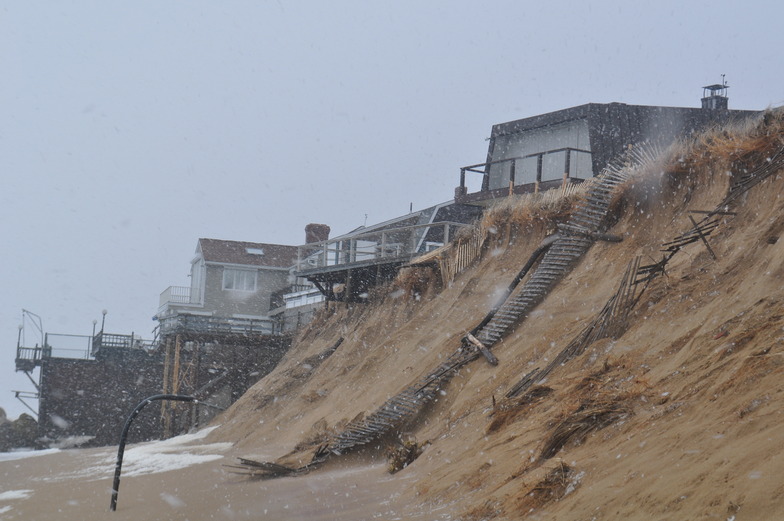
[509,159,516,195]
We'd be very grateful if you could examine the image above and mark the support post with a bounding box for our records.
[509,159,516,196]
[536,154,543,184]
[345,270,353,305]
[160,337,172,429]
[165,335,182,437]
[172,335,182,395]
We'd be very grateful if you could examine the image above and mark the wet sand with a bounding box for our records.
[0,432,432,521]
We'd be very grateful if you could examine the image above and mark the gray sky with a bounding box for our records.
[2,1,782,420]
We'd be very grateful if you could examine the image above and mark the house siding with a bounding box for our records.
[200,263,289,317]
[488,118,592,189]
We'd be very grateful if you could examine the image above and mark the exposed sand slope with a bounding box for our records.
[213,111,784,519]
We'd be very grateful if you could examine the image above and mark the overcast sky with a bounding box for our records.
[1,1,782,420]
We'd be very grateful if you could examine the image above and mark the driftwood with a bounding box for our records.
[465,332,499,366]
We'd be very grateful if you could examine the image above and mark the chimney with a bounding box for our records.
[701,77,729,110]
[305,223,330,244]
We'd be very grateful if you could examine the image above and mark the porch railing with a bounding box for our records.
[295,221,470,273]
[159,286,203,313]
[269,284,313,310]
[157,313,278,337]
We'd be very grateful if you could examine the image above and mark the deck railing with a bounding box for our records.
[269,284,313,310]
[295,221,470,273]
[457,146,592,196]
[16,333,95,370]
[157,313,278,337]
[92,331,154,355]
[159,286,203,313]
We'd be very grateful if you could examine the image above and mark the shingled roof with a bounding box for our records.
[197,238,298,269]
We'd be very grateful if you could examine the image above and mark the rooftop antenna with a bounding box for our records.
[701,75,729,110]
[20,309,44,347]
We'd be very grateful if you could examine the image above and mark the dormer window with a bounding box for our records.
[246,247,264,255]
[223,268,257,291]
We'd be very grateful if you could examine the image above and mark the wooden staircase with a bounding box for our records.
[232,162,636,477]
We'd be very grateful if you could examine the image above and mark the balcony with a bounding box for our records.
[158,286,203,314]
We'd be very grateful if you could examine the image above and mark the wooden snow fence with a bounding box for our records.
[503,144,784,402]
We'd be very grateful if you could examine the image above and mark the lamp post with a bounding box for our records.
[109,394,197,512]
[91,319,99,357]
[101,309,107,333]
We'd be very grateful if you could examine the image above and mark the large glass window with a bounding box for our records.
[223,268,257,291]
[488,119,592,190]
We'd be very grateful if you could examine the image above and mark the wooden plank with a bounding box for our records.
[465,332,499,365]
[688,215,717,260]
[689,209,737,216]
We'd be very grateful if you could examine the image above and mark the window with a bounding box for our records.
[246,247,264,255]
[223,268,257,291]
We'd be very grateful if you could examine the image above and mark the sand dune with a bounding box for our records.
[3,110,783,520]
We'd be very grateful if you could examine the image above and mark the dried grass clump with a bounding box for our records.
[481,188,583,239]
[538,397,631,460]
[386,435,429,473]
[514,461,573,513]
[665,108,784,185]
[486,385,554,434]
[392,265,440,300]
